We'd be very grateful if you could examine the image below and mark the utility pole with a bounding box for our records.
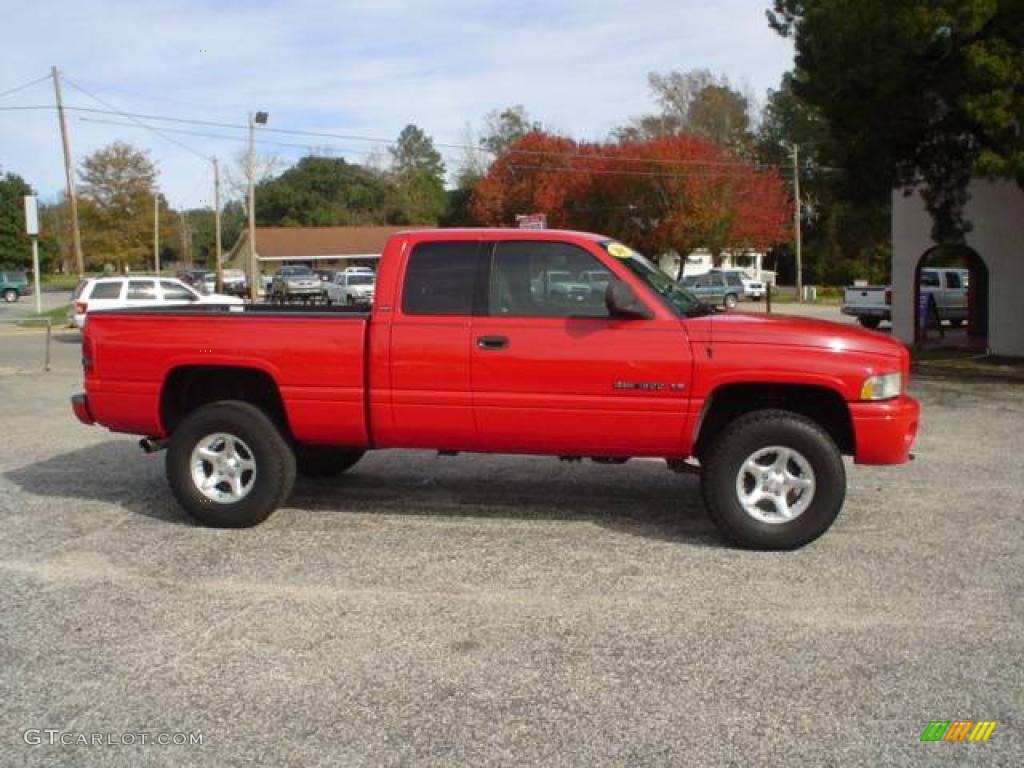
[153,194,160,275]
[247,111,268,301]
[180,211,190,267]
[792,143,803,303]
[52,66,84,279]
[213,157,223,294]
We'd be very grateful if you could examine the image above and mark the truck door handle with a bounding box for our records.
[476,335,509,351]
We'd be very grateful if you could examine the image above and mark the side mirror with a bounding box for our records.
[605,281,652,319]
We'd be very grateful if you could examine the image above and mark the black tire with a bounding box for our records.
[166,400,296,527]
[295,446,365,478]
[858,316,882,330]
[700,409,846,550]
[2,288,18,303]
[723,293,738,309]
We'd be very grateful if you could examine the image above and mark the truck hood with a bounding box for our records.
[694,311,906,358]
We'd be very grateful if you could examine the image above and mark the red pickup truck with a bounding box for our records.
[71,229,919,549]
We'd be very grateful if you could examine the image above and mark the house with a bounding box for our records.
[225,225,427,274]
[658,248,776,285]
[891,179,1024,357]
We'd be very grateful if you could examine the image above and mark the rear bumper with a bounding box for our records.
[849,395,920,465]
[71,393,95,426]
[841,306,891,319]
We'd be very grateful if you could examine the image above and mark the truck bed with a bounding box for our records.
[83,304,370,445]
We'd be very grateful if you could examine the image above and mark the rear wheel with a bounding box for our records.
[166,400,295,527]
[858,316,882,330]
[700,409,845,550]
[2,288,18,303]
[296,446,365,478]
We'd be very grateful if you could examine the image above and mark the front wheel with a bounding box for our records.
[700,410,845,550]
[166,400,296,527]
[2,288,18,303]
[723,293,738,309]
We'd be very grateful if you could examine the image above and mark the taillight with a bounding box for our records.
[75,301,88,315]
[884,289,892,306]
[81,334,93,373]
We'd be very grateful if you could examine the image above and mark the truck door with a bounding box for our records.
[382,240,484,450]
[470,240,691,457]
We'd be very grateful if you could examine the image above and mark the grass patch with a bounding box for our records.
[41,273,96,291]
[17,306,69,329]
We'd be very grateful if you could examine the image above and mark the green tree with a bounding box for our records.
[78,142,159,270]
[480,105,541,156]
[255,156,395,227]
[0,171,33,270]
[618,70,754,150]
[388,125,446,224]
[768,0,1024,242]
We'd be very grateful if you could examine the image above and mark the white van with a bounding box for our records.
[69,276,244,328]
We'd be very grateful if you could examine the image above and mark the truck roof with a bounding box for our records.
[391,228,610,243]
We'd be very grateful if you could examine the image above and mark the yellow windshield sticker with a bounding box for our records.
[606,242,636,259]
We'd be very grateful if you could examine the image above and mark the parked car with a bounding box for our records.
[72,229,919,550]
[269,265,324,304]
[680,271,746,308]
[1,270,30,303]
[200,269,248,297]
[715,269,765,300]
[325,270,375,306]
[841,268,968,329]
[68,276,243,328]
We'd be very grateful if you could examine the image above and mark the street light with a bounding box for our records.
[248,110,269,301]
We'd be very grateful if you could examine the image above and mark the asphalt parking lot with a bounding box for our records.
[1,322,1021,767]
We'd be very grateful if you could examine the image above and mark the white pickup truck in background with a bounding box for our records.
[841,268,968,329]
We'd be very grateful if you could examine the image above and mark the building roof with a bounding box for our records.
[244,226,428,258]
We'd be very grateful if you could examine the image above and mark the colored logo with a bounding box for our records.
[920,720,997,742]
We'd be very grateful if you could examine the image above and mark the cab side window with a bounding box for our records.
[945,271,962,289]
[489,241,614,318]
[402,242,480,316]
[920,271,941,288]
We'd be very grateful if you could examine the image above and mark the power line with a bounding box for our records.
[62,77,211,163]
[0,74,50,100]
[77,116,403,158]
[0,103,793,171]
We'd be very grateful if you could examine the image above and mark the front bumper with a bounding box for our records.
[849,395,919,464]
[71,393,95,425]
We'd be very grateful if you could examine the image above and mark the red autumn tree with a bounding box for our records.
[470,131,791,260]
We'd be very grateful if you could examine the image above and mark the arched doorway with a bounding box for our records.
[913,245,989,350]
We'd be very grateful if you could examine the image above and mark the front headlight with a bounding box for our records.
[860,372,903,401]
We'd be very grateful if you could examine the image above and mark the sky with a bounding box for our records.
[0,0,794,209]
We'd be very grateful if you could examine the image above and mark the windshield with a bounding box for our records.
[280,266,313,277]
[599,241,704,316]
[348,275,374,285]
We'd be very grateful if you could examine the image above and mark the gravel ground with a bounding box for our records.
[0,330,1021,767]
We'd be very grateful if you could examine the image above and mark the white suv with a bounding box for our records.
[69,276,243,328]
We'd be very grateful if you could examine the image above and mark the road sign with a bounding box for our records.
[515,213,547,230]
[23,195,39,236]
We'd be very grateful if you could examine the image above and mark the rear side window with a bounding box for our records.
[89,282,122,300]
[126,280,157,300]
[402,242,479,315]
